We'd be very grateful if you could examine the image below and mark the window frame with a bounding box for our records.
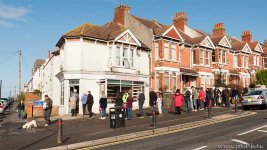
[164,41,169,60]
[171,42,176,61]
[205,51,210,66]
[200,49,204,65]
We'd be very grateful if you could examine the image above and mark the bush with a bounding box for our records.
[256,70,267,86]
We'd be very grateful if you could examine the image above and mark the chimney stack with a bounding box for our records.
[264,40,267,47]
[114,5,130,26]
[173,12,188,32]
[47,50,50,59]
[212,23,225,37]
[242,30,252,43]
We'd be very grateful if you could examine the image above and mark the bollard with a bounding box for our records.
[57,118,63,144]
[208,101,212,119]
[235,98,238,113]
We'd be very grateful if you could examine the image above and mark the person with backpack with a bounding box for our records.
[43,95,53,126]
[184,88,191,112]
[173,89,183,115]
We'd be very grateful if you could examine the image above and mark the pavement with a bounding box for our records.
[93,109,267,150]
[0,105,256,150]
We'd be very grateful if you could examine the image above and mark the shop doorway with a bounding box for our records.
[69,79,79,113]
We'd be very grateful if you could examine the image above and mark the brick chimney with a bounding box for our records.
[242,30,252,43]
[264,40,267,47]
[173,12,188,32]
[114,5,130,26]
[47,50,50,59]
[212,23,225,37]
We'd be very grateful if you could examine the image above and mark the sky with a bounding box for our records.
[0,0,266,97]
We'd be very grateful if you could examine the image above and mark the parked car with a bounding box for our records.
[0,101,4,114]
[241,89,267,110]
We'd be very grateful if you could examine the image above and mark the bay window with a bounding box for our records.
[164,41,169,60]
[171,42,176,61]
[116,46,120,66]
[155,42,159,60]
[200,49,204,65]
[205,51,210,65]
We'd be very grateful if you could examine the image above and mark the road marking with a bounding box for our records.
[258,130,267,133]
[238,124,267,135]
[231,139,249,145]
[192,146,208,150]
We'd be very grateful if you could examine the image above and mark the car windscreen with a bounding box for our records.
[247,91,263,96]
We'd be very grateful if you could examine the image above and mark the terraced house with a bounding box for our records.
[26,4,266,115]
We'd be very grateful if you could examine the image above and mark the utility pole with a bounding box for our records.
[0,80,2,98]
[19,50,22,94]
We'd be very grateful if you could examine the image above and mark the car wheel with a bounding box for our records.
[243,106,249,110]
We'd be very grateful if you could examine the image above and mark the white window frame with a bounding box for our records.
[155,73,160,91]
[234,55,238,68]
[242,55,245,67]
[108,46,112,66]
[172,73,177,91]
[129,48,134,67]
[245,56,248,68]
[164,72,170,91]
[155,42,159,60]
[200,49,204,65]
[219,49,222,63]
[254,55,257,66]
[192,49,196,65]
[116,46,121,66]
[257,55,260,66]
[171,42,176,61]
[164,41,169,60]
[223,50,227,64]
[205,51,210,66]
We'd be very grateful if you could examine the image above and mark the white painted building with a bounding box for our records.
[54,22,151,114]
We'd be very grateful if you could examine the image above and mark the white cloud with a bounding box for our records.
[0,3,30,28]
[0,3,30,20]
[0,19,14,28]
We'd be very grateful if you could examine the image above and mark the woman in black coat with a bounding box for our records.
[115,91,123,107]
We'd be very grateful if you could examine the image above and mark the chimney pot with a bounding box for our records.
[242,30,252,43]
[114,5,130,26]
[173,11,188,31]
[212,22,225,36]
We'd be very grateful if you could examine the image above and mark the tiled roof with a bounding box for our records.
[263,47,267,55]
[229,37,246,51]
[210,36,224,45]
[248,41,258,50]
[34,59,45,67]
[131,15,163,31]
[180,68,198,75]
[153,25,172,35]
[64,22,126,41]
[190,35,207,45]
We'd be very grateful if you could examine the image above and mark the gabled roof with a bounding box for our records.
[262,46,267,55]
[64,22,127,41]
[131,15,163,32]
[211,36,224,44]
[248,41,263,53]
[229,37,247,51]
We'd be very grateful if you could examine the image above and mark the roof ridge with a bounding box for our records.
[64,23,97,35]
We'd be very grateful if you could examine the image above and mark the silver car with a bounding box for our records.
[241,89,267,110]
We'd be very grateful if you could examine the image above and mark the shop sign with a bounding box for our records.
[115,75,140,81]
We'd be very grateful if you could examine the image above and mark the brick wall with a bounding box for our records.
[26,105,59,118]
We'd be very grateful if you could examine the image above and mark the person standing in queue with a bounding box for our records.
[99,91,107,120]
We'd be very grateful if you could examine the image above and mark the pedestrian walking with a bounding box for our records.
[126,93,133,120]
[87,91,95,118]
[232,86,239,112]
[191,86,198,111]
[99,91,107,120]
[17,100,25,120]
[173,89,183,115]
[184,88,191,112]
[81,93,88,117]
[156,93,163,116]
[198,87,205,110]
[222,87,230,108]
[70,95,78,117]
[149,89,157,126]
[43,95,53,126]
[115,91,123,107]
[206,88,213,118]
[138,91,145,118]
[214,88,221,106]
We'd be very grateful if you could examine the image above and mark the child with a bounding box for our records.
[157,94,163,116]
